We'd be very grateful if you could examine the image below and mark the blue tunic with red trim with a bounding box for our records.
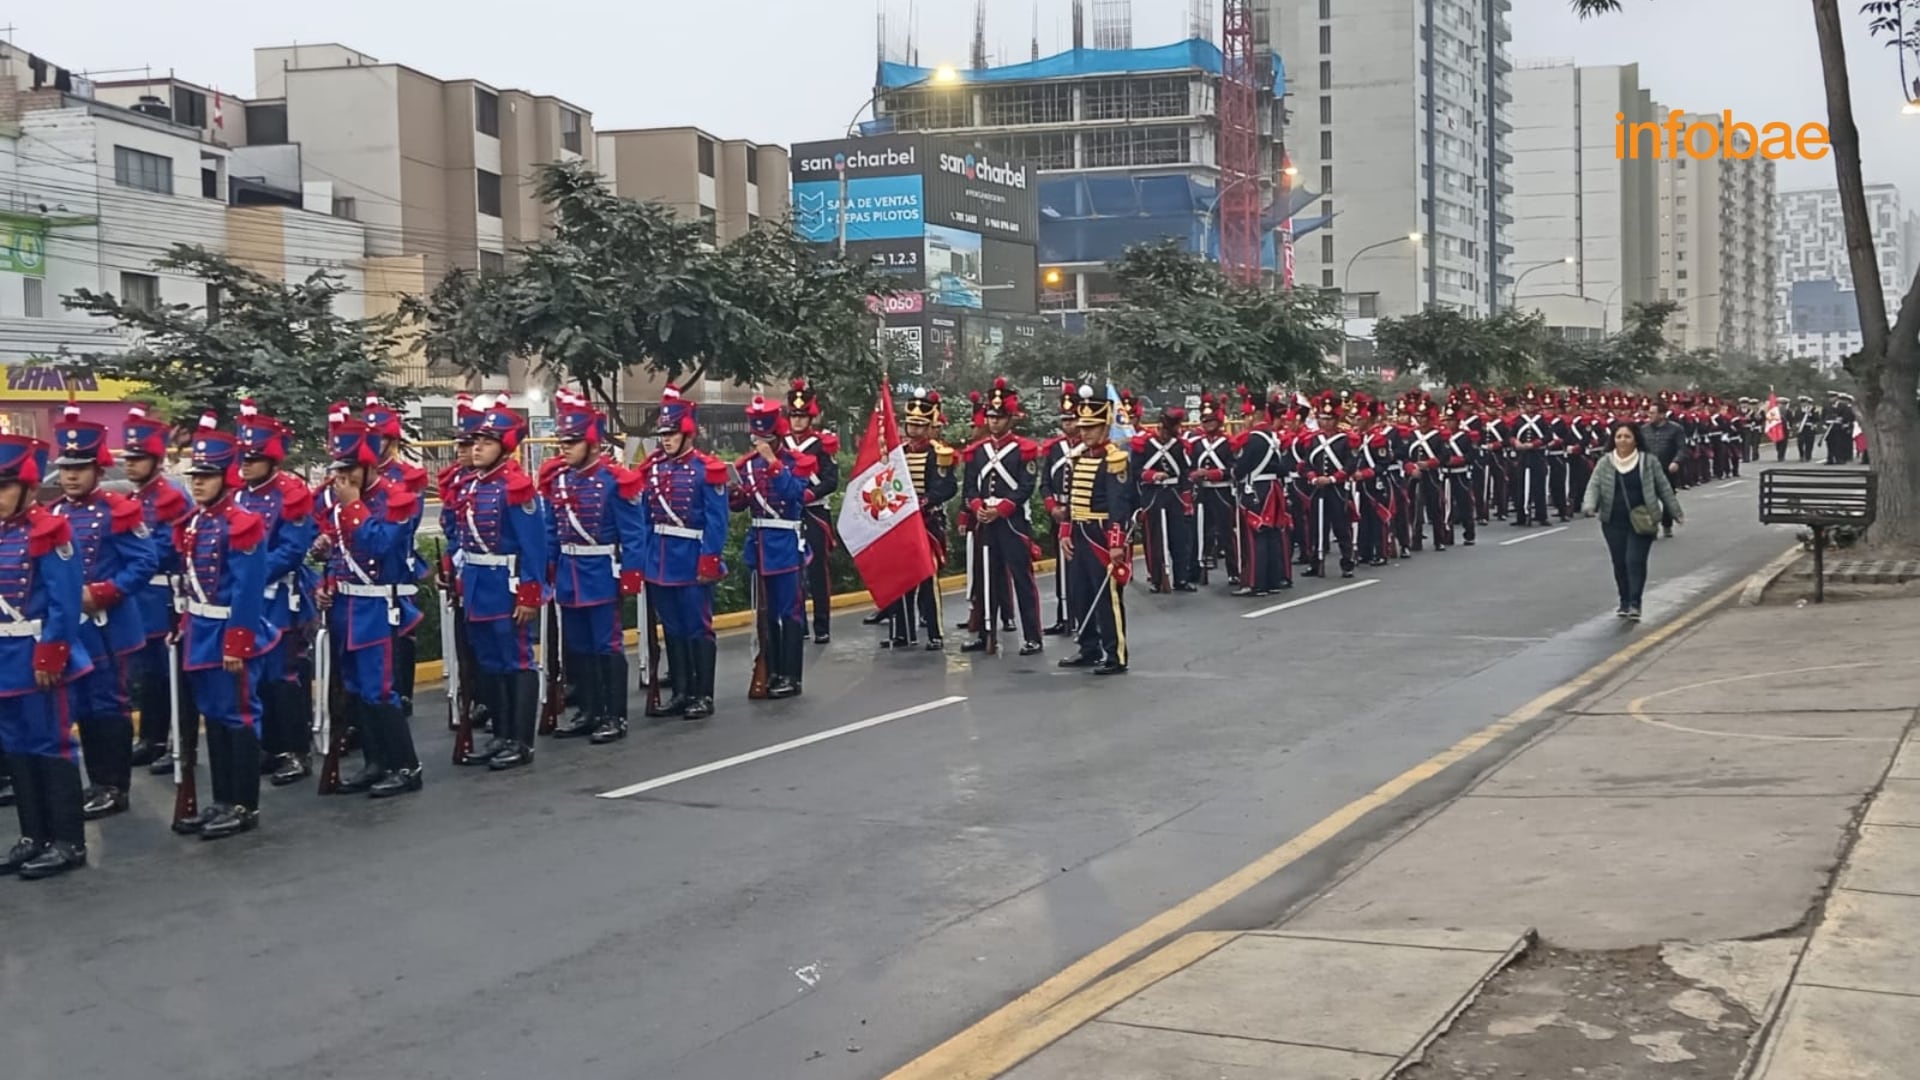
[729,449,814,575]
[177,496,273,672]
[0,507,93,696]
[544,459,640,608]
[323,479,424,652]
[624,449,730,586]
[456,461,550,620]
[52,489,158,658]
[236,470,318,636]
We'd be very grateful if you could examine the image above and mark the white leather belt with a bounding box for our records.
[149,574,173,588]
[0,620,43,637]
[1246,473,1280,483]
[561,543,617,557]
[1148,478,1178,486]
[1443,467,1470,476]
[464,553,515,568]
[187,601,231,619]
[655,525,701,540]
[337,583,418,598]
[1198,481,1231,489]
[749,518,801,532]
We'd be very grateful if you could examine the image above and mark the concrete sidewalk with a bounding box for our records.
[997,587,1920,1078]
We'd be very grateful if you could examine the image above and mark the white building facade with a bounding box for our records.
[1774,184,1914,367]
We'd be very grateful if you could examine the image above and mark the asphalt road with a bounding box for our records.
[0,466,1802,1080]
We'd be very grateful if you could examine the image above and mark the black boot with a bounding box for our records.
[337,699,389,793]
[129,738,165,768]
[647,639,691,717]
[591,655,629,743]
[489,671,541,770]
[459,676,507,765]
[552,650,599,738]
[3,754,45,874]
[762,616,793,695]
[18,757,87,879]
[778,618,806,697]
[368,704,424,798]
[682,639,717,720]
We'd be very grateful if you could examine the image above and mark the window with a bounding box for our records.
[1676,269,1688,280]
[560,108,583,154]
[1322,269,1335,288]
[332,196,357,221]
[172,87,208,129]
[246,103,288,145]
[1319,96,1332,124]
[22,277,43,318]
[697,136,716,178]
[479,250,506,274]
[120,272,160,311]
[745,152,759,185]
[474,88,500,136]
[1322,235,1335,262]
[1319,61,1332,88]
[1356,294,1379,318]
[1080,77,1188,122]
[748,213,761,232]
[201,167,218,199]
[1322,199,1334,216]
[697,205,717,243]
[1321,164,1333,190]
[113,146,173,194]
[205,284,222,323]
[1319,25,1332,53]
[1319,130,1333,158]
[1082,126,1191,167]
[476,170,502,217]
[1675,195,1687,206]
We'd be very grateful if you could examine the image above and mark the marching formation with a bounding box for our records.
[0,376,1757,880]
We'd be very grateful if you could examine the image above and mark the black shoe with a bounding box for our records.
[338,759,386,791]
[17,841,86,879]
[1057,653,1101,669]
[1018,641,1043,657]
[1341,567,1355,579]
[270,754,312,787]
[1174,582,1198,593]
[1092,661,1128,676]
[1626,608,1642,622]
[1662,527,1674,538]
[129,739,165,768]
[1042,622,1070,636]
[767,677,799,700]
[172,804,221,836]
[149,750,174,775]
[925,637,944,652]
[1463,539,1476,546]
[646,696,690,718]
[813,633,830,645]
[488,743,534,770]
[368,768,423,799]
[589,718,629,743]
[1001,619,1016,633]
[1231,586,1259,597]
[2,838,44,874]
[551,712,598,739]
[200,807,258,840]
[861,610,888,626]
[259,752,283,777]
[960,637,991,653]
[683,697,714,721]
[883,637,911,650]
[81,786,128,820]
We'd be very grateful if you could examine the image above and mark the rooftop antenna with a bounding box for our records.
[972,0,988,70]
[1032,0,1040,60]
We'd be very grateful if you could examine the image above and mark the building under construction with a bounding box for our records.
[871,0,1322,319]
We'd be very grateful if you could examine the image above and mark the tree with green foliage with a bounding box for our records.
[1373,307,1546,387]
[1575,0,1920,549]
[61,245,415,467]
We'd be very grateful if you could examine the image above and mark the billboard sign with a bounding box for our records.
[791,136,922,181]
[792,174,924,244]
[924,139,1040,244]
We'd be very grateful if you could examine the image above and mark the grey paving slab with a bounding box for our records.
[1101,932,1516,1057]
[1890,740,1920,780]
[1476,714,1905,798]
[1835,823,1920,897]
[1002,1021,1397,1080]
[1755,984,1920,1080]
[1864,778,1920,827]
[1796,888,1920,997]
[1293,795,1858,949]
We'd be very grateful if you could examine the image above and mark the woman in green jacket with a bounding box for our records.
[1582,421,1684,621]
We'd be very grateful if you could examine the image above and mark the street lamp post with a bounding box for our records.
[838,65,958,257]
[1340,232,1422,367]
[1599,282,1624,334]
[1507,256,1575,312]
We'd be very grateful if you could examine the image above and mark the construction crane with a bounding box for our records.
[1216,0,1261,285]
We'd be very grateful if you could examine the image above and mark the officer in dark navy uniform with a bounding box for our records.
[234,400,321,786]
[171,416,277,839]
[318,416,428,795]
[1057,387,1135,675]
[119,403,190,772]
[0,434,93,879]
[734,396,818,694]
[625,386,731,719]
[888,391,958,650]
[959,379,1044,654]
[1039,382,1082,634]
[782,379,840,644]
[50,401,158,821]
[544,391,642,742]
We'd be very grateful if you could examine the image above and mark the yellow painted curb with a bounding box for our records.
[414,559,1061,687]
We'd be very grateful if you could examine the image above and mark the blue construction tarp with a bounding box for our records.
[881,38,1284,97]
[1035,174,1329,269]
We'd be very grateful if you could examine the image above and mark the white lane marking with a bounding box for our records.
[596,696,968,799]
[1241,579,1377,619]
[1498,526,1569,546]
[1717,479,1746,489]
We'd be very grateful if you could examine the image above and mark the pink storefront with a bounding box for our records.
[0,366,150,440]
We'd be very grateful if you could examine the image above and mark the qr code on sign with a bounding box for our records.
[885,326,924,375]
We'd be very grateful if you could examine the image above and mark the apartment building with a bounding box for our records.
[1774,185,1914,366]
[1506,61,1659,335]
[596,127,788,245]
[1652,112,1776,358]
[1275,0,1513,332]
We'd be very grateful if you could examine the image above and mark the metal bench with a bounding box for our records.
[1759,469,1877,602]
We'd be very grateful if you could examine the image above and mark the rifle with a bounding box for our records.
[435,543,462,733]
[633,584,659,715]
[980,523,997,655]
[1196,495,1209,586]
[748,567,769,699]
[314,617,347,794]
[165,631,197,830]
[538,600,563,736]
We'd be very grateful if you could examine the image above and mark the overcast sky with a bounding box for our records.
[16,0,1917,204]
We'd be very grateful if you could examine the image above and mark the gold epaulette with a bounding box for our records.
[934,442,956,467]
[1105,445,1129,475]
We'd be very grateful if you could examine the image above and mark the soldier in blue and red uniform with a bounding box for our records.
[437,393,488,734]
[364,395,430,716]
[782,378,840,645]
[49,402,158,821]
[1039,382,1081,634]
[733,396,817,696]
[625,386,730,720]
[454,403,549,768]
[120,402,190,772]
[171,417,278,839]
[318,417,427,796]
[1232,393,1294,597]
[960,379,1044,653]
[234,399,321,787]
[544,392,642,742]
[1132,404,1196,594]
[0,435,93,879]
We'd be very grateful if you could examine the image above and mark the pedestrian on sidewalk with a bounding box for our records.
[1582,421,1683,621]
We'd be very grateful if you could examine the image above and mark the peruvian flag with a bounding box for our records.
[1855,422,1868,457]
[1765,392,1786,443]
[837,382,936,611]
